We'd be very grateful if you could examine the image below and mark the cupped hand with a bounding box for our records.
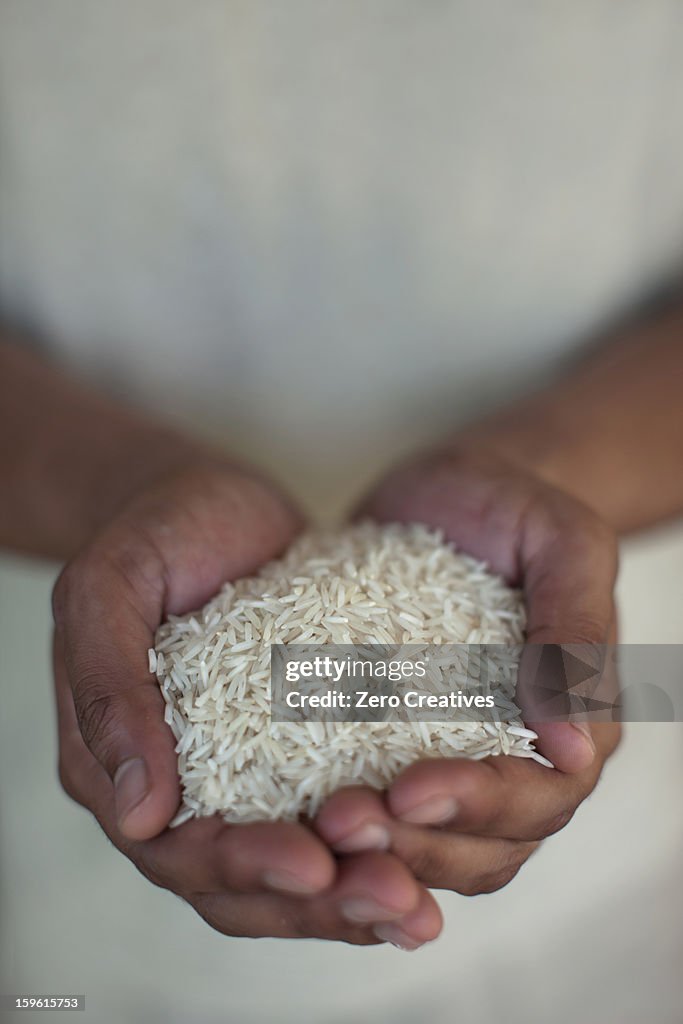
[52,464,442,947]
[315,446,621,903]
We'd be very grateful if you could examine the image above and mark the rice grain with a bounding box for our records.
[151,522,548,825]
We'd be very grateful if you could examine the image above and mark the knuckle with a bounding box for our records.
[409,843,453,887]
[51,551,99,627]
[198,910,251,939]
[538,804,576,839]
[280,906,319,940]
[104,530,165,607]
[456,876,484,897]
[567,617,609,647]
[185,893,221,931]
[466,844,530,896]
[214,842,251,890]
[57,748,113,826]
[137,852,177,894]
[466,867,518,896]
[407,838,524,898]
[52,531,163,633]
[75,673,125,760]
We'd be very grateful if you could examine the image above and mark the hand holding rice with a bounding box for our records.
[150,522,548,827]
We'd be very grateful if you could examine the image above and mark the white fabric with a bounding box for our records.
[0,3,682,1021]
[2,2,683,514]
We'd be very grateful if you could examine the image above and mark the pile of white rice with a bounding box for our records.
[150,522,548,827]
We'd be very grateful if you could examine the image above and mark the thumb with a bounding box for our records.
[52,468,303,840]
[53,544,180,841]
[518,644,600,774]
[519,512,618,774]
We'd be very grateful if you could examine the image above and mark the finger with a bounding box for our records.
[520,641,621,777]
[116,468,303,617]
[358,452,618,773]
[57,633,338,896]
[331,850,421,926]
[316,785,440,941]
[53,627,119,824]
[140,818,336,896]
[519,495,618,772]
[385,740,618,841]
[58,654,441,949]
[317,783,538,894]
[52,470,301,842]
[372,886,443,950]
[329,857,442,947]
[53,539,182,841]
[191,889,381,944]
[314,782,535,900]
[314,786,393,853]
[315,726,618,846]
[388,825,537,896]
[192,854,443,948]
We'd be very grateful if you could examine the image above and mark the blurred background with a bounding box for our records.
[1,3,683,1021]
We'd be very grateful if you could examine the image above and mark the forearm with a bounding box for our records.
[0,335,228,560]
[453,302,683,534]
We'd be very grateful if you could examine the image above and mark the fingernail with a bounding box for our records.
[373,924,424,951]
[262,869,320,895]
[397,795,458,826]
[572,721,596,754]
[332,822,390,853]
[114,758,150,826]
[340,897,401,924]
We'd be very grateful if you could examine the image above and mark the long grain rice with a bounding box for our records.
[150,521,548,826]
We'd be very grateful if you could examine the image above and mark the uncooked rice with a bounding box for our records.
[150,521,550,826]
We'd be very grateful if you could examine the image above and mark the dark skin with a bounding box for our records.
[4,303,682,948]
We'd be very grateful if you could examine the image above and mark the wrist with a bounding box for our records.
[87,425,224,528]
[444,405,569,482]
[20,417,234,561]
[443,408,622,524]
[0,339,243,560]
